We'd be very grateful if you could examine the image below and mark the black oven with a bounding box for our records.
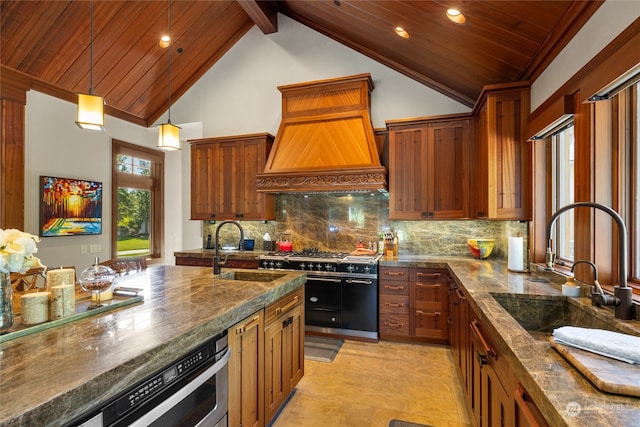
[68,332,230,427]
[260,251,380,340]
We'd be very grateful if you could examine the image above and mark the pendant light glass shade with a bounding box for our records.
[76,93,105,131]
[158,122,181,150]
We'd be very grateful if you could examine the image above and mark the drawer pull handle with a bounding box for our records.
[415,283,441,288]
[275,295,299,315]
[384,285,405,290]
[384,302,405,308]
[384,271,405,276]
[514,385,542,427]
[236,314,260,334]
[416,272,442,278]
[416,311,441,317]
[384,321,404,328]
[470,319,496,360]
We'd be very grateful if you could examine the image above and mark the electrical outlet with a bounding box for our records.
[90,244,101,253]
[81,245,88,254]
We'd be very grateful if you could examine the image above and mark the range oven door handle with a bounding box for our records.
[307,276,342,282]
[345,279,373,285]
[128,347,231,427]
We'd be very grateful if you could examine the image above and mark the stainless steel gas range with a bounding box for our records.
[259,250,381,341]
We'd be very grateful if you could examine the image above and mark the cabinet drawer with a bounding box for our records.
[379,294,409,314]
[380,267,409,280]
[380,281,409,296]
[412,282,448,311]
[265,287,303,326]
[413,309,448,339]
[380,313,410,336]
[410,268,449,283]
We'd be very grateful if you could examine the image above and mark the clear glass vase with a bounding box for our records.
[0,272,13,332]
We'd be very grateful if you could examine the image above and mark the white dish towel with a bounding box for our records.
[552,326,640,364]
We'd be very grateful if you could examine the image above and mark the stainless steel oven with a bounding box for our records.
[69,332,230,427]
[260,251,380,340]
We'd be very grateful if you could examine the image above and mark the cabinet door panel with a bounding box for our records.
[389,126,430,220]
[228,311,264,427]
[429,121,469,218]
[264,322,285,422]
[412,310,448,339]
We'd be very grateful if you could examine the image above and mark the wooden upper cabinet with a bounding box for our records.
[473,84,532,220]
[387,116,470,220]
[190,133,275,221]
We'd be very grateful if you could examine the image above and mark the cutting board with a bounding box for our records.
[550,337,640,397]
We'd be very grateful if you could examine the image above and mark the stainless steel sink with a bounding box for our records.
[217,271,286,283]
[489,293,639,341]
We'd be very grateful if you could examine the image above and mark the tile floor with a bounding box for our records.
[271,340,472,427]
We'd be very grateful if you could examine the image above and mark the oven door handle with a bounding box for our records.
[307,276,342,282]
[345,278,373,285]
[128,347,231,427]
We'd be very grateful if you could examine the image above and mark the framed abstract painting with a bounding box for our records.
[39,176,103,237]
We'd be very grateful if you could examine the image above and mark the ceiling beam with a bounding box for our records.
[236,0,278,34]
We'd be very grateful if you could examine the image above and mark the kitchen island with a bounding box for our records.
[381,256,640,427]
[0,265,305,427]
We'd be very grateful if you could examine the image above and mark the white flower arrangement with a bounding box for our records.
[0,229,45,274]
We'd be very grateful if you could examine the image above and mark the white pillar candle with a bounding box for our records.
[46,268,75,290]
[50,284,75,320]
[21,292,50,324]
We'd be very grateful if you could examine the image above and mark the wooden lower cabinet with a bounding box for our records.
[379,266,410,338]
[264,287,304,424]
[453,283,548,427]
[228,311,265,427]
[379,266,449,344]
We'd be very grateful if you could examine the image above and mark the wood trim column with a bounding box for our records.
[0,69,29,230]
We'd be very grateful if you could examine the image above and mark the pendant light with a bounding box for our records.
[158,0,181,150]
[76,0,105,131]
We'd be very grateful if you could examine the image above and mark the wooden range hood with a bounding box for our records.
[256,73,387,193]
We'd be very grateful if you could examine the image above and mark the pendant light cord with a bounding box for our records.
[167,0,172,124]
[89,0,94,95]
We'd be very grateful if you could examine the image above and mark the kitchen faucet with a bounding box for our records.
[545,202,633,320]
[571,260,619,308]
[213,220,244,275]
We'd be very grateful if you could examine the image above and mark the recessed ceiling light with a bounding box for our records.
[446,8,466,24]
[159,35,171,48]
[394,26,409,39]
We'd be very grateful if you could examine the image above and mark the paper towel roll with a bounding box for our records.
[508,236,525,272]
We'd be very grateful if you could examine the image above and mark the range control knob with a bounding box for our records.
[325,263,333,271]
[347,265,355,273]
[275,261,282,269]
[315,263,322,271]
[300,263,306,270]
[364,266,371,273]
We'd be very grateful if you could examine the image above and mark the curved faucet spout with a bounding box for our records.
[213,220,245,275]
[546,202,633,320]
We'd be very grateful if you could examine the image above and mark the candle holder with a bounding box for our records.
[79,262,115,309]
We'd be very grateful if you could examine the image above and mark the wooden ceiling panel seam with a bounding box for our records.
[120,0,216,117]
[519,0,603,82]
[143,4,255,124]
[280,9,475,107]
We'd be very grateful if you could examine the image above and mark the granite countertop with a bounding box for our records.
[0,265,305,427]
[174,248,269,259]
[381,256,640,427]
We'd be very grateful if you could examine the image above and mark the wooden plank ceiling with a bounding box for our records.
[0,0,601,127]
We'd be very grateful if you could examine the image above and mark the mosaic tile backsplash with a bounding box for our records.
[203,193,528,262]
